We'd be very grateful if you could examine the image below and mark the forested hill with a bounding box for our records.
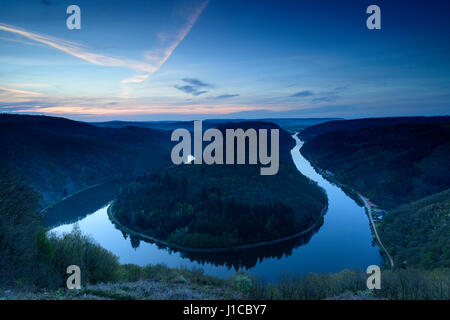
[111,122,327,249]
[301,120,450,209]
[299,116,450,141]
[378,188,450,269]
[0,114,173,207]
[215,121,295,164]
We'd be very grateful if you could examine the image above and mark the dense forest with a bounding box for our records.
[301,120,450,209]
[378,189,450,269]
[111,162,327,248]
[300,117,450,269]
[0,114,172,207]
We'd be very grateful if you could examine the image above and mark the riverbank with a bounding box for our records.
[298,143,394,269]
[358,194,395,268]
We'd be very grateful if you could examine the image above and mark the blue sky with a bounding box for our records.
[0,0,449,121]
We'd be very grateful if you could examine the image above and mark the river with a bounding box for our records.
[48,135,381,282]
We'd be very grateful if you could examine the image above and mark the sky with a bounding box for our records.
[0,0,449,121]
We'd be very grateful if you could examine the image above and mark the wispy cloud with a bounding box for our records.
[312,96,338,103]
[215,94,240,99]
[0,24,157,73]
[181,78,211,87]
[174,85,208,96]
[0,87,44,104]
[174,77,212,96]
[0,0,208,89]
[290,90,314,98]
[144,0,209,72]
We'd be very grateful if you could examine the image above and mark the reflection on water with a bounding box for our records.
[48,136,381,282]
[111,213,325,270]
[177,220,324,270]
[43,177,135,229]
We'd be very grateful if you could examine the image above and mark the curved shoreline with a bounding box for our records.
[107,202,328,253]
[299,141,394,269]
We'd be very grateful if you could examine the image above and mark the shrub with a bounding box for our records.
[43,225,120,287]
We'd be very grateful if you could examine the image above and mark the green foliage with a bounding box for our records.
[248,268,450,300]
[231,271,253,295]
[0,163,41,287]
[379,189,450,269]
[35,227,53,262]
[45,226,121,287]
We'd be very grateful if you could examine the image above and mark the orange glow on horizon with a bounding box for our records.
[11,103,293,117]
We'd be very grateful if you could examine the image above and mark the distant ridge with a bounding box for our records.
[299,116,450,141]
[92,118,339,132]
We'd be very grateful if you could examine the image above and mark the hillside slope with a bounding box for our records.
[0,114,172,206]
[301,120,450,209]
[378,189,450,269]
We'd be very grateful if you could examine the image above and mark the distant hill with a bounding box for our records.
[92,118,338,133]
[0,114,173,207]
[301,119,450,209]
[299,116,450,141]
[92,120,195,131]
[262,118,341,133]
[378,189,450,269]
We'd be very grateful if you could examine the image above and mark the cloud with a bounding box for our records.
[312,96,336,103]
[0,86,43,96]
[181,78,211,87]
[121,74,150,84]
[144,0,209,73]
[290,90,314,98]
[174,85,208,96]
[0,23,158,74]
[288,87,343,103]
[0,86,44,104]
[215,94,240,99]
[174,77,212,96]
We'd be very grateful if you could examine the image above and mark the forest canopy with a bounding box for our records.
[111,161,327,249]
